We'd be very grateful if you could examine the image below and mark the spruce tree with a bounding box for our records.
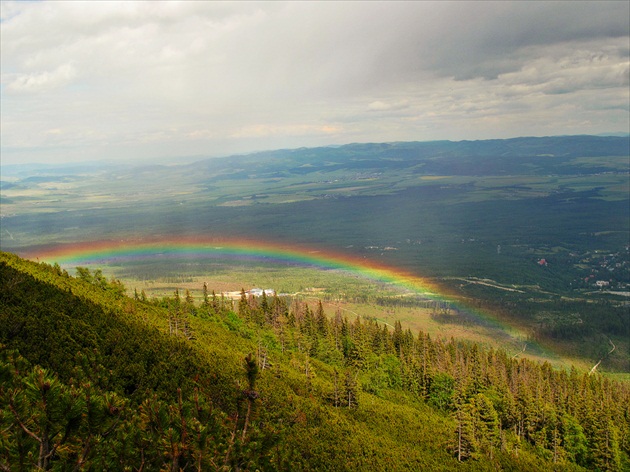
[202,282,210,307]
[344,370,358,409]
[589,415,621,471]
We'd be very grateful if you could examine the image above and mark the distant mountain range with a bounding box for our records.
[2,135,628,176]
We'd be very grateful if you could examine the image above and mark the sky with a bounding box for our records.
[1,1,629,165]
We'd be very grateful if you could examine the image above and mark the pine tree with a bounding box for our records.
[589,415,621,471]
[211,290,219,314]
[456,393,501,461]
[69,386,124,469]
[392,320,403,356]
[428,372,455,411]
[451,382,472,461]
[185,289,194,306]
[241,354,260,441]
[202,282,210,308]
[76,266,93,284]
[332,368,341,408]
[344,370,359,409]
[259,291,270,326]
[170,288,181,335]
[6,367,84,470]
[238,289,250,321]
[315,300,328,336]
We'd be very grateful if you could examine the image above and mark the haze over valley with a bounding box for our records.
[2,136,629,372]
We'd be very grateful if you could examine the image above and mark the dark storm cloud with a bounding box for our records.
[367,1,630,81]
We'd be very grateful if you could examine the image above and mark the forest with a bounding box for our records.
[1,251,628,471]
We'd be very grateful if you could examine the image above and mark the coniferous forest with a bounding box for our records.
[1,251,629,471]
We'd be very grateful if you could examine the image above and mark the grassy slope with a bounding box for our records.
[0,251,575,471]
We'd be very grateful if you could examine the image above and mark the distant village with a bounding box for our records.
[222,288,277,301]
[215,245,629,301]
[569,245,630,293]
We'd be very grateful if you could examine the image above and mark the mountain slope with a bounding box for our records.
[1,252,627,471]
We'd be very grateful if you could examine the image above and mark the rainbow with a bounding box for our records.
[23,237,543,355]
[26,237,441,296]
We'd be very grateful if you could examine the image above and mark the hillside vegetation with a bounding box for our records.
[1,252,628,471]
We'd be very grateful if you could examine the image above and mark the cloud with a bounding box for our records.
[230,124,343,139]
[411,1,630,81]
[6,63,77,93]
[499,39,630,95]
[0,1,628,165]
[367,100,410,112]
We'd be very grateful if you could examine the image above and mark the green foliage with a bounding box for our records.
[428,372,455,411]
[2,251,628,470]
[562,413,588,466]
[0,349,279,471]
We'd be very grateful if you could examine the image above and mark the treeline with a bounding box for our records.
[152,282,630,469]
[226,290,629,470]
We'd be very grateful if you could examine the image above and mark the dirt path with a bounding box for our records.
[447,277,526,293]
[589,338,616,376]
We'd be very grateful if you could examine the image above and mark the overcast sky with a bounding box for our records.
[1,1,628,165]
